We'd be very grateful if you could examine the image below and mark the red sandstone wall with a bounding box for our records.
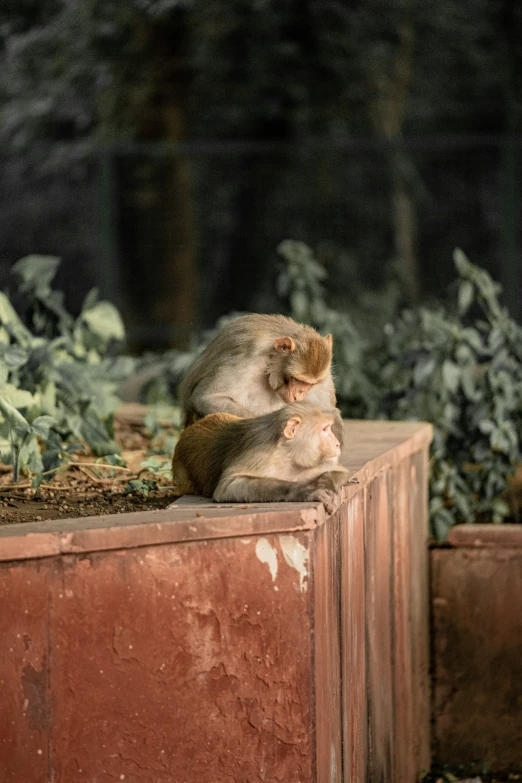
[432,524,522,774]
[0,420,431,782]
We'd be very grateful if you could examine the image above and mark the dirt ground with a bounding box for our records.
[0,414,179,526]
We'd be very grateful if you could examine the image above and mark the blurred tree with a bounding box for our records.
[189,0,522,314]
[0,0,521,326]
[0,0,198,348]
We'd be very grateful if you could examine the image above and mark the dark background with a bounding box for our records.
[0,0,521,351]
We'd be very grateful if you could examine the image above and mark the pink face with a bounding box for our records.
[278,377,313,403]
[319,420,341,459]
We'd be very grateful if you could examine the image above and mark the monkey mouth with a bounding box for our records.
[279,378,312,403]
[278,386,294,403]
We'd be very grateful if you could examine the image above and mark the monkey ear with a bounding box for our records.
[274,336,296,353]
[325,334,333,348]
[283,416,302,439]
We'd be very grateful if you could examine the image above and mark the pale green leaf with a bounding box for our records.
[0,384,34,409]
[442,360,460,393]
[31,415,56,439]
[12,255,60,294]
[458,280,474,314]
[413,358,436,386]
[290,290,308,319]
[0,398,32,440]
[82,302,125,341]
[0,292,33,346]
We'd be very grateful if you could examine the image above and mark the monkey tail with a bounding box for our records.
[172,459,197,497]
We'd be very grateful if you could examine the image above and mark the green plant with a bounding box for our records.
[278,241,522,540]
[0,399,54,483]
[139,456,172,480]
[276,239,380,417]
[376,249,522,539]
[0,255,134,483]
[125,479,160,497]
[127,237,522,540]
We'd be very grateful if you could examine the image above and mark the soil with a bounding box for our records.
[0,411,180,526]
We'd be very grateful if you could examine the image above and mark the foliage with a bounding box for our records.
[130,238,522,538]
[0,254,132,482]
[278,241,522,540]
[1,0,521,149]
[276,239,380,417]
[1,0,522,333]
[125,478,159,497]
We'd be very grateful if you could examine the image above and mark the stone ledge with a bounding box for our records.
[0,419,432,562]
[447,524,522,548]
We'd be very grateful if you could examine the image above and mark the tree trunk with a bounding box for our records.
[158,104,198,349]
[369,3,420,303]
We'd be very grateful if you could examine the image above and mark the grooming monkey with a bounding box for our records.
[171,401,357,514]
[179,314,344,442]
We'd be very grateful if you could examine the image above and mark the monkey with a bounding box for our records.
[171,401,357,514]
[178,313,344,443]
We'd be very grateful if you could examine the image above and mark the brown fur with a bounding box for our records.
[298,335,331,378]
[172,413,240,496]
[178,314,342,442]
[171,401,356,511]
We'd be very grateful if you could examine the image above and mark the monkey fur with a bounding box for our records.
[171,401,357,514]
[178,314,344,444]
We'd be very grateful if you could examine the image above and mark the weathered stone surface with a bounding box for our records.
[0,420,432,562]
[0,561,50,782]
[366,473,394,782]
[340,491,367,782]
[51,535,314,783]
[409,449,431,773]
[0,420,432,782]
[432,545,522,772]
[314,510,342,782]
[448,523,522,548]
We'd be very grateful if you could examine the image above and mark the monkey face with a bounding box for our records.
[269,335,332,404]
[315,420,341,462]
[284,411,340,468]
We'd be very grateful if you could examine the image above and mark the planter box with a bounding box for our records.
[432,524,522,774]
[0,420,431,783]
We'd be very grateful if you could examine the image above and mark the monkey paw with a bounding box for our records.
[317,470,359,490]
[303,487,337,514]
[338,472,359,487]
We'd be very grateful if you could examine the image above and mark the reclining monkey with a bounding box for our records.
[172,401,357,513]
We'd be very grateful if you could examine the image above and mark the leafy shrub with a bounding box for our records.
[125,238,522,540]
[278,241,522,540]
[0,255,133,482]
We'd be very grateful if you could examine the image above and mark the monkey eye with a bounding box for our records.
[322,424,331,433]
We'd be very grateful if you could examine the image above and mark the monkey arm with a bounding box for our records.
[214,473,338,513]
[189,393,254,419]
[313,469,359,491]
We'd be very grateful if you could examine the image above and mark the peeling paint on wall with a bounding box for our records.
[255,538,278,582]
[279,536,309,592]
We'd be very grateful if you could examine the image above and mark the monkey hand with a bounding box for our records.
[299,485,337,515]
[314,469,358,492]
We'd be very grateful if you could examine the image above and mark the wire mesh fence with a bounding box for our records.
[0,135,520,350]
